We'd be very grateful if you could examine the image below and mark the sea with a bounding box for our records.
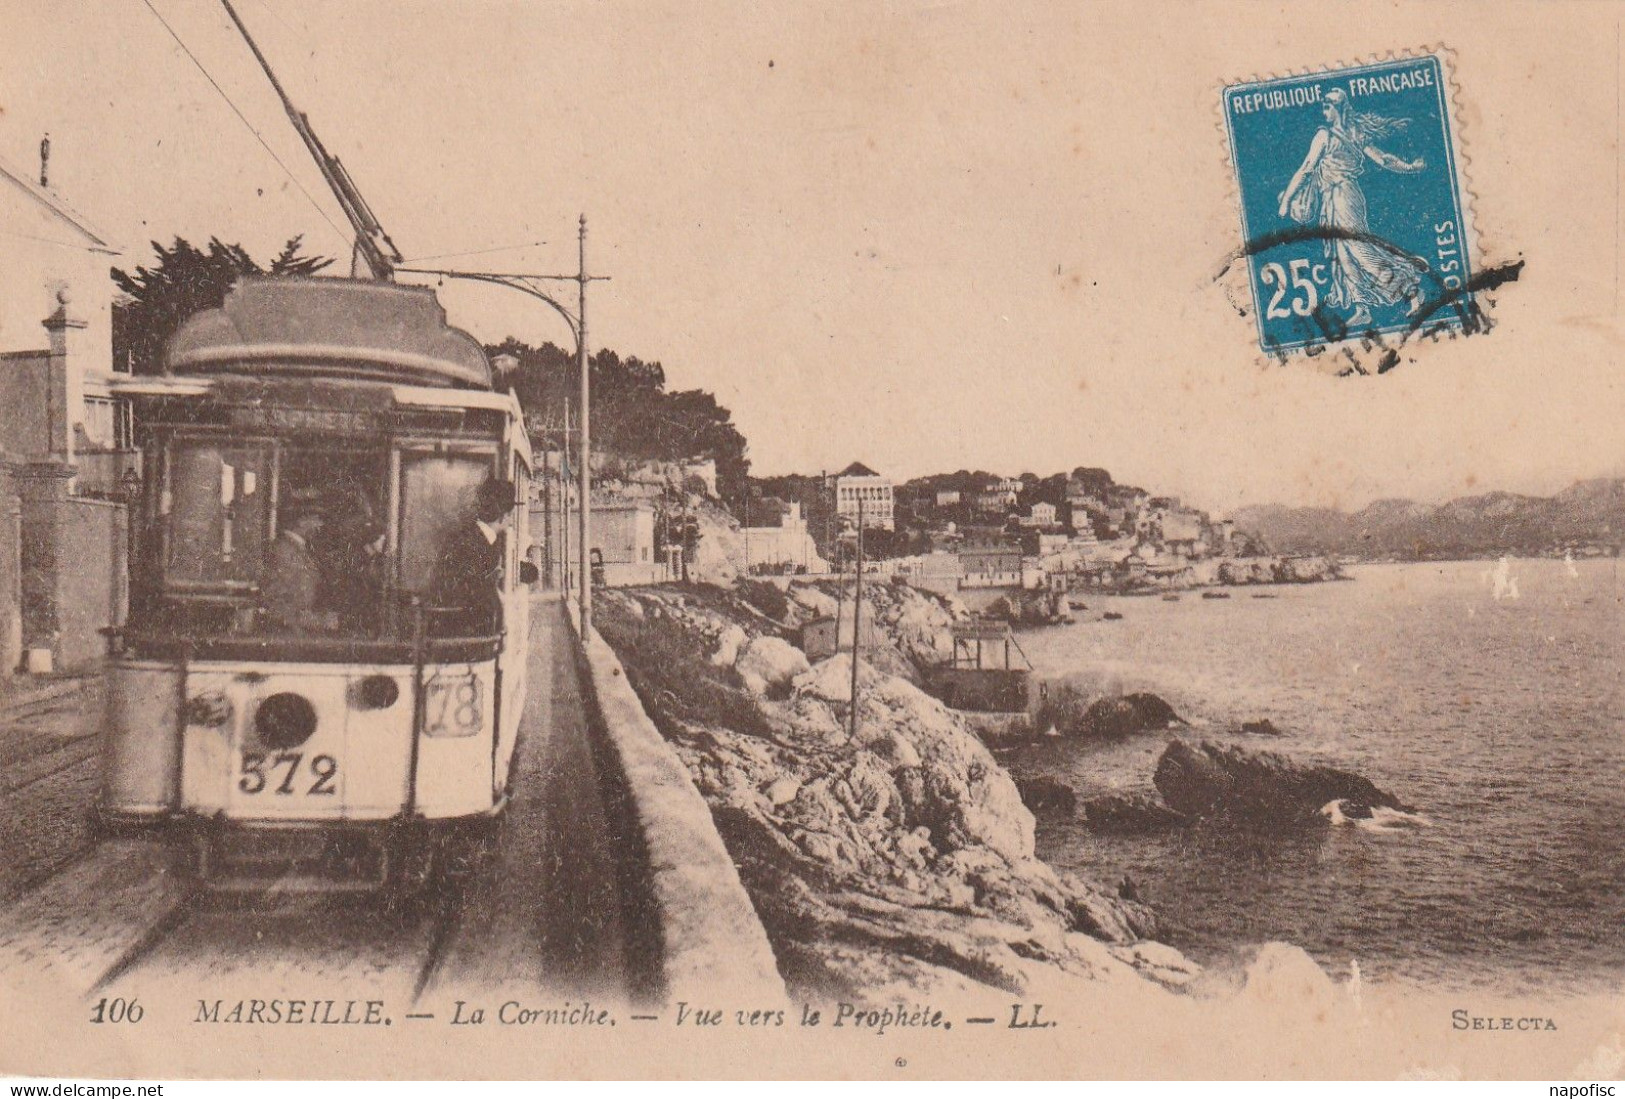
[1001,557,1625,994]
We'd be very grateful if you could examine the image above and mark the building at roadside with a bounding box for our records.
[742,500,829,574]
[1021,501,1057,527]
[958,534,1023,588]
[591,499,662,586]
[897,550,964,596]
[0,147,130,494]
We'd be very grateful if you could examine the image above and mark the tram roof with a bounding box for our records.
[106,372,525,418]
[164,277,493,390]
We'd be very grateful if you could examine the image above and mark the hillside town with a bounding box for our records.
[698,462,1334,615]
[566,453,1343,616]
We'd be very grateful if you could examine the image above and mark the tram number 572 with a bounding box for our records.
[239,752,339,796]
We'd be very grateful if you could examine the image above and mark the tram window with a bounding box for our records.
[514,464,531,580]
[266,449,389,636]
[165,443,272,590]
[398,453,494,594]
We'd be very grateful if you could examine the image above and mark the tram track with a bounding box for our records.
[1,602,633,1010]
[0,851,478,1013]
[0,836,195,996]
[4,745,101,798]
[88,892,201,994]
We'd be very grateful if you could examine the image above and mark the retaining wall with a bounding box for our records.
[564,601,786,1005]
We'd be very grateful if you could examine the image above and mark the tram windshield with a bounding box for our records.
[165,443,274,592]
[147,435,505,644]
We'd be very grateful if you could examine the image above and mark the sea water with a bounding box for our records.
[1004,558,1625,993]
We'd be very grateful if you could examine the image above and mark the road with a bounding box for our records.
[0,596,634,1009]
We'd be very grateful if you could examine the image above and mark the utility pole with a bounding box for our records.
[561,400,571,594]
[576,215,592,634]
[541,445,553,589]
[849,495,864,740]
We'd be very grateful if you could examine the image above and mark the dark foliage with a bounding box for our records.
[734,579,791,622]
[593,592,776,741]
[112,236,332,374]
[489,337,752,508]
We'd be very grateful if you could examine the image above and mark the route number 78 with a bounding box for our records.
[1260,259,1328,319]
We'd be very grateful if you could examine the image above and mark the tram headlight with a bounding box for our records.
[353,675,400,710]
[254,692,318,749]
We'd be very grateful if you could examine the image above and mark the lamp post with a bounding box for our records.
[400,215,607,633]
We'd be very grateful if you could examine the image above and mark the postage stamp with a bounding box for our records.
[1222,51,1478,362]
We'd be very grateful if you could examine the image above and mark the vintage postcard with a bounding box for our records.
[0,0,1621,1084]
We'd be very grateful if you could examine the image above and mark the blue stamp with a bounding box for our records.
[1223,53,1474,358]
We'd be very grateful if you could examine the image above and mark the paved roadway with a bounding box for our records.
[0,596,633,1008]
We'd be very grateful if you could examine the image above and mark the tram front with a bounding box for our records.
[100,278,534,892]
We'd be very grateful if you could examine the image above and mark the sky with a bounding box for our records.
[3,0,1621,515]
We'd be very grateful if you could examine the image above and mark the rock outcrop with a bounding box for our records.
[1039,685,1185,740]
[1079,792,1191,831]
[1015,777,1078,815]
[596,584,1182,1003]
[1153,739,1410,826]
[734,635,810,698]
[1208,555,1344,586]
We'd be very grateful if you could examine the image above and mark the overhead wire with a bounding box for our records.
[134,0,351,250]
[401,241,551,264]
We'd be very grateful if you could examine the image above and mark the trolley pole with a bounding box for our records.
[576,215,592,634]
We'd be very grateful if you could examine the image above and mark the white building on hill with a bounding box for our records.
[835,461,894,531]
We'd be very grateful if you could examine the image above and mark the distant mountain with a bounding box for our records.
[1232,479,1625,559]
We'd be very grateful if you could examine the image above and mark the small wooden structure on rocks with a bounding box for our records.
[925,617,1039,715]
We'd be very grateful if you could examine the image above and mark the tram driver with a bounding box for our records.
[260,496,340,634]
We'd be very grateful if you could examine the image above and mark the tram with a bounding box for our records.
[98,276,536,892]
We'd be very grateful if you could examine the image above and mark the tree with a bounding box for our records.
[112,236,332,374]
[489,337,753,509]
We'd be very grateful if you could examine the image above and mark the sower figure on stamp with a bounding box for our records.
[1277,87,1429,325]
[426,476,514,637]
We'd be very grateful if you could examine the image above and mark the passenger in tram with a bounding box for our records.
[313,485,387,634]
[260,497,340,633]
[425,476,514,637]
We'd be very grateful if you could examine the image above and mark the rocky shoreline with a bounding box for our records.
[594,581,1201,1002]
[594,578,1399,1004]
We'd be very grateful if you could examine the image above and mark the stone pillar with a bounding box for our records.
[15,461,75,670]
[42,288,87,467]
[0,457,22,675]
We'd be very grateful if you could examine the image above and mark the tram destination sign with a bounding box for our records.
[229,406,379,433]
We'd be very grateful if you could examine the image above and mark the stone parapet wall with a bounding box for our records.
[564,600,785,1004]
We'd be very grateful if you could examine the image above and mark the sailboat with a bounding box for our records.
[1490,555,1520,601]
